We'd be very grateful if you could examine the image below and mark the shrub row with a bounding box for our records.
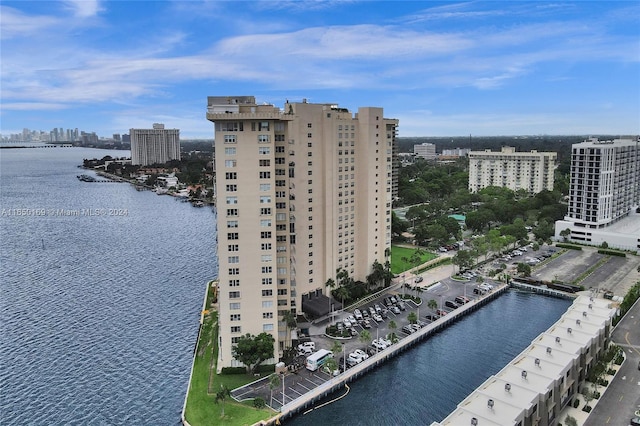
[220,364,275,375]
[597,248,626,257]
[556,243,582,250]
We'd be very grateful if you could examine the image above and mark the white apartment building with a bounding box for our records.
[130,123,181,166]
[414,142,436,160]
[207,96,398,369]
[554,137,640,252]
[432,295,616,426]
[468,147,556,194]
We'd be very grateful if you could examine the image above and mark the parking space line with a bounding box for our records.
[297,382,311,391]
[289,387,303,397]
[305,377,322,386]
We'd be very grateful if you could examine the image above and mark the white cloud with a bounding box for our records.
[63,0,103,18]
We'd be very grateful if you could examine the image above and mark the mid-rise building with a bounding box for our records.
[207,96,398,369]
[130,123,180,166]
[554,137,640,251]
[468,146,556,194]
[413,142,436,160]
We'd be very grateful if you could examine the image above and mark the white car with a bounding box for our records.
[353,349,369,360]
[343,318,352,328]
[347,315,357,324]
[354,309,363,320]
[371,340,387,350]
[347,353,363,365]
[297,342,315,355]
[373,314,383,322]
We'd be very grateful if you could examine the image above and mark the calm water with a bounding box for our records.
[0,147,217,425]
[290,290,571,426]
[1,146,572,425]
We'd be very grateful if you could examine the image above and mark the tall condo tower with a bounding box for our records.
[130,123,180,166]
[207,96,398,369]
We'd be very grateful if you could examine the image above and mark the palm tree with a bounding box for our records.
[324,357,339,376]
[408,311,418,324]
[388,320,397,334]
[331,340,343,356]
[282,311,296,348]
[334,286,350,311]
[415,286,424,302]
[215,385,231,417]
[427,299,438,310]
[359,330,371,347]
[269,373,281,408]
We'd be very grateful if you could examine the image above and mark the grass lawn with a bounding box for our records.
[184,285,275,426]
[390,246,437,275]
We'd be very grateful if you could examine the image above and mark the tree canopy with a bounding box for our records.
[232,332,275,373]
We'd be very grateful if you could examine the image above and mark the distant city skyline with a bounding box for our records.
[1,1,639,139]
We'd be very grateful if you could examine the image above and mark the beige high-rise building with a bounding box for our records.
[468,146,556,194]
[207,96,398,369]
[130,123,180,166]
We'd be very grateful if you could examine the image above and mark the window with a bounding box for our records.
[260,219,271,227]
[224,147,236,155]
[224,135,236,144]
[226,184,237,192]
[262,278,273,285]
[258,134,270,143]
[228,256,239,263]
[262,301,273,308]
[276,191,286,198]
[226,196,238,204]
[261,255,272,262]
[226,208,238,216]
[261,266,272,273]
[261,243,272,250]
[227,220,238,228]
[228,268,239,275]
[225,160,236,168]
[259,171,271,179]
[260,208,272,215]
[228,244,238,252]
[307,133,312,138]
[259,159,270,166]
[229,303,240,310]
[260,196,271,204]
[259,121,270,131]
[225,172,237,179]
[229,291,240,299]
[229,279,239,287]
[227,232,239,240]
[262,289,273,297]
[275,146,285,153]
[230,325,241,332]
[263,324,274,332]
[259,147,270,155]
[230,314,241,321]
[263,312,273,319]
[261,231,272,238]
[277,289,288,295]
[259,183,271,191]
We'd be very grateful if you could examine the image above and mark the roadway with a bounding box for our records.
[584,298,640,426]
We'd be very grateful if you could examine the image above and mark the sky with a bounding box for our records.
[1,1,639,139]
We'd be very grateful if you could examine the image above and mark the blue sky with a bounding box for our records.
[1,1,639,138]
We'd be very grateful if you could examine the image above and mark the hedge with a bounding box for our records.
[556,243,582,250]
[597,248,626,257]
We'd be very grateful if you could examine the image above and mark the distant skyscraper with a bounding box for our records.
[468,146,556,194]
[555,137,640,251]
[130,123,180,166]
[207,96,398,369]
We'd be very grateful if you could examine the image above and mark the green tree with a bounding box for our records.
[427,299,438,310]
[408,311,418,324]
[282,311,297,348]
[388,320,397,335]
[253,397,266,409]
[359,330,372,347]
[560,228,571,242]
[452,249,473,274]
[324,357,339,376]
[517,262,532,277]
[232,332,276,373]
[331,340,343,356]
[215,385,231,417]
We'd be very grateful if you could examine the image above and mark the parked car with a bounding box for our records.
[349,327,358,336]
[371,339,387,350]
[343,318,352,328]
[415,276,424,283]
[397,301,406,311]
[445,300,458,309]
[374,304,382,314]
[354,309,363,320]
[401,325,415,334]
[362,309,369,318]
[368,306,376,316]
[347,353,362,365]
[362,319,372,328]
[298,341,315,352]
[347,315,356,324]
[391,306,401,314]
[436,309,448,316]
[390,296,397,304]
[455,296,470,305]
[384,297,393,307]
[353,349,369,360]
[411,324,421,332]
[424,314,436,321]
[373,313,383,323]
